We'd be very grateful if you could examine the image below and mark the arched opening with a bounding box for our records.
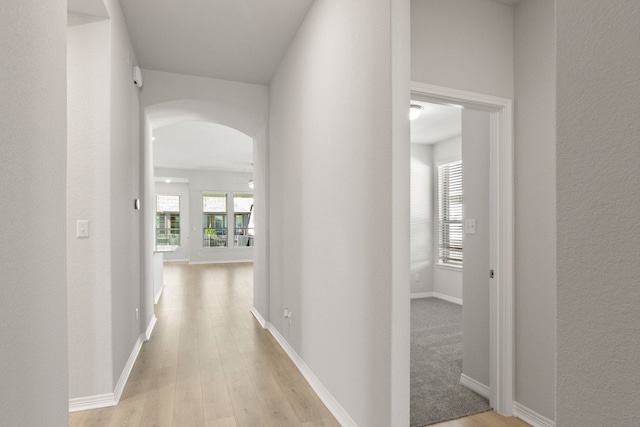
[141,99,269,336]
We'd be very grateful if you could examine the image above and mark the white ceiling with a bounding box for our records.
[153,121,253,172]
[119,0,315,85]
[410,101,461,145]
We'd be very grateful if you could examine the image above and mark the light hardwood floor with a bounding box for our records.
[70,262,527,427]
[70,262,338,427]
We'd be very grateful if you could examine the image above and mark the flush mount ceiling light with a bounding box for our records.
[410,104,424,120]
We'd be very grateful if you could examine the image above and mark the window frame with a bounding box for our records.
[202,192,228,248]
[437,160,463,268]
[155,194,181,249]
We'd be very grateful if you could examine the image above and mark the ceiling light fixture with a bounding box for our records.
[165,179,171,183]
[248,179,254,189]
[410,104,424,120]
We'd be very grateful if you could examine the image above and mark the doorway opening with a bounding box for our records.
[409,82,515,423]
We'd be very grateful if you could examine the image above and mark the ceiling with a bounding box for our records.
[153,121,253,172]
[410,101,461,145]
[119,0,315,85]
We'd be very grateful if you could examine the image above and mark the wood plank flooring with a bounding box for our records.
[69,262,528,427]
[69,262,338,427]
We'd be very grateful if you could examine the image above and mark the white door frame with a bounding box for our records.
[410,81,514,415]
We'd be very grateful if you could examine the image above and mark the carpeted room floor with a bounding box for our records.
[410,298,490,426]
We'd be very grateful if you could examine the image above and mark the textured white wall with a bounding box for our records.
[0,0,69,424]
[410,144,434,294]
[67,12,114,398]
[411,0,514,99]
[107,0,142,387]
[155,168,254,264]
[432,137,463,299]
[269,0,410,424]
[513,0,556,420]
[556,1,640,425]
[67,0,143,399]
[461,109,491,388]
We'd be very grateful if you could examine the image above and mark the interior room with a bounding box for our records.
[410,100,492,426]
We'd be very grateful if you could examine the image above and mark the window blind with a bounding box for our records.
[438,161,463,266]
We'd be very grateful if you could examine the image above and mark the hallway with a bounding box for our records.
[70,262,338,427]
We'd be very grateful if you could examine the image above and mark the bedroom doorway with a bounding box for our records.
[408,82,515,421]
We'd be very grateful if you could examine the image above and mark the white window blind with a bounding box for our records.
[438,161,463,266]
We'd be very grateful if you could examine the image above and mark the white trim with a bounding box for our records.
[251,307,267,328]
[267,323,357,427]
[69,393,116,413]
[460,373,490,399]
[433,292,463,305]
[410,291,434,299]
[188,259,253,265]
[69,333,145,412]
[145,315,157,341]
[113,334,144,403]
[411,81,515,416]
[154,284,164,304]
[513,402,556,427]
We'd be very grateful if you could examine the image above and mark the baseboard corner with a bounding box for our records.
[69,393,117,413]
[433,292,463,305]
[410,292,434,299]
[460,373,490,399]
[266,323,357,427]
[513,402,555,427]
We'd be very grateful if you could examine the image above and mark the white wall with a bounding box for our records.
[139,69,270,324]
[269,0,410,425]
[67,0,143,400]
[461,109,491,388]
[67,12,114,398]
[411,0,514,99]
[412,1,559,418]
[154,181,190,261]
[0,1,68,424]
[410,144,434,295]
[155,168,254,264]
[432,137,463,300]
[108,0,142,387]
[513,0,556,420]
[556,1,640,425]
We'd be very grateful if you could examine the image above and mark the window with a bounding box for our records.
[203,193,227,247]
[156,195,180,249]
[233,194,254,247]
[438,161,463,266]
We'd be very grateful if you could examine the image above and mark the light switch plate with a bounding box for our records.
[77,220,89,238]
[465,219,476,234]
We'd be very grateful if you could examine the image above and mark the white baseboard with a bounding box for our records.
[433,292,463,305]
[410,292,434,299]
[154,284,164,304]
[460,373,490,399]
[267,323,357,427]
[69,393,116,412]
[69,333,145,413]
[145,315,157,341]
[513,402,555,427]
[250,307,267,328]
[113,334,144,402]
[188,260,253,265]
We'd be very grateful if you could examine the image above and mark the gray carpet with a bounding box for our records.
[411,298,490,426]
